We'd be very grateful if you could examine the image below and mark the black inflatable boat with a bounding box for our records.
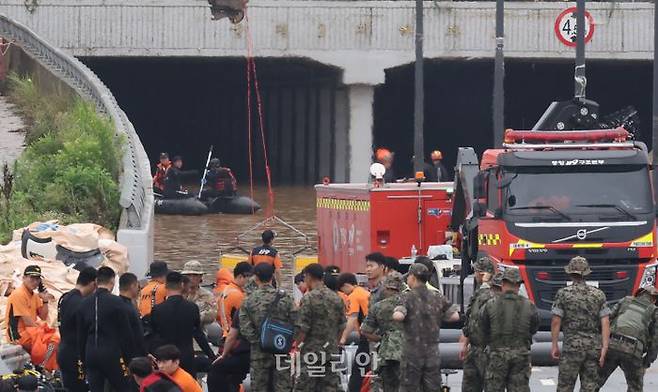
[154,194,260,215]
[205,195,261,214]
[154,196,209,215]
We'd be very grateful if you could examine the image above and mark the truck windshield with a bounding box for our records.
[502,166,653,221]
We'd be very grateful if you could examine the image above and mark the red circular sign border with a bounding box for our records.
[554,7,595,47]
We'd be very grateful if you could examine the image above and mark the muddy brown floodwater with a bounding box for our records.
[154,185,318,279]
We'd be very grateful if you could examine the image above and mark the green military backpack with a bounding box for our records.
[610,296,655,356]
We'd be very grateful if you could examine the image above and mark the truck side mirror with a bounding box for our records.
[473,172,487,199]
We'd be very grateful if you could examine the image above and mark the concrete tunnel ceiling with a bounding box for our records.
[81,57,653,184]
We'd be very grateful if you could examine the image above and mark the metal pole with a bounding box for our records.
[574,0,586,99]
[413,0,425,173]
[653,0,658,197]
[493,0,505,147]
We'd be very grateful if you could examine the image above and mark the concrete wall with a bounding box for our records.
[0,1,654,85]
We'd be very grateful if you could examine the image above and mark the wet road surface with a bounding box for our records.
[0,94,26,167]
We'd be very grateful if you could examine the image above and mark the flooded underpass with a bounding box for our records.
[154,185,317,285]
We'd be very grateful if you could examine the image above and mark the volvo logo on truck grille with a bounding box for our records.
[553,226,610,243]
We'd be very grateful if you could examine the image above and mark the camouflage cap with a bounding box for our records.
[636,285,658,297]
[408,263,430,282]
[383,271,404,291]
[474,257,494,274]
[501,268,523,284]
[564,256,591,276]
[491,272,503,287]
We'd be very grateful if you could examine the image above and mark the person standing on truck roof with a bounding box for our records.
[153,152,171,195]
[248,229,283,286]
[393,263,459,391]
[375,148,396,183]
[77,267,135,392]
[57,267,97,392]
[423,150,449,182]
[480,268,539,392]
[598,285,658,392]
[181,260,217,327]
[239,263,295,392]
[139,261,169,317]
[459,257,495,392]
[361,271,405,392]
[551,256,611,392]
[294,263,347,392]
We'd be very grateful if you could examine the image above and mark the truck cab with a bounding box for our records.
[466,128,657,325]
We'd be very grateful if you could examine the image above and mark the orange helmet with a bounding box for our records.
[431,150,443,160]
[375,148,393,162]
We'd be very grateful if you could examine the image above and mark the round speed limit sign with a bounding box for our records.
[554,7,595,47]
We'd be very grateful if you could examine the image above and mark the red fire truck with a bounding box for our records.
[316,127,657,325]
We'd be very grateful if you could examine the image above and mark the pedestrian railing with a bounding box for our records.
[0,14,153,269]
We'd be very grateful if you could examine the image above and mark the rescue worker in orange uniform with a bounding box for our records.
[153,153,171,194]
[424,150,449,182]
[213,268,234,297]
[218,262,253,337]
[202,158,238,199]
[138,261,169,317]
[248,230,283,286]
[5,265,56,356]
[375,148,396,183]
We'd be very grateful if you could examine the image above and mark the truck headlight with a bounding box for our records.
[640,263,658,288]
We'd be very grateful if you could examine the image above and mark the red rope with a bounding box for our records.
[244,11,275,217]
[244,18,255,212]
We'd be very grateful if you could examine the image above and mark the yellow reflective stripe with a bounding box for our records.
[572,243,604,249]
[316,198,370,211]
[478,234,501,246]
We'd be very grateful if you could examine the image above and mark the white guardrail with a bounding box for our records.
[0,13,154,277]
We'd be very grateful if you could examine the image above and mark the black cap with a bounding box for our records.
[159,152,169,159]
[24,265,42,278]
[147,261,169,278]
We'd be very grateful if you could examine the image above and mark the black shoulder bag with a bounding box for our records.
[259,290,294,354]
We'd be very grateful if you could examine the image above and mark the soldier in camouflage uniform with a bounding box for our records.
[294,263,347,392]
[460,257,496,392]
[598,286,658,392]
[239,263,295,392]
[491,272,503,295]
[480,268,539,392]
[181,260,218,327]
[361,271,405,392]
[551,256,611,392]
[393,264,459,392]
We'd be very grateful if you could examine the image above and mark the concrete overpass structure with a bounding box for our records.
[1,1,654,183]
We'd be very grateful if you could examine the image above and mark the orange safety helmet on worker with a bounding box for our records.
[374,148,396,183]
[153,153,171,194]
[248,230,283,284]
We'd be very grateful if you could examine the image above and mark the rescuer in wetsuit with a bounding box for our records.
[163,156,193,199]
[202,158,237,199]
[57,267,97,392]
[153,153,171,194]
[77,267,135,392]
